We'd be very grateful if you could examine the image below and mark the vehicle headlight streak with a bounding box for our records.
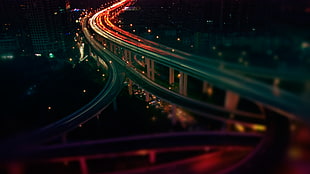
[88,0,310,122]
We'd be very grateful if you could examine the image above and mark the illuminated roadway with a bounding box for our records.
[88,0,309,122]
[0,1,308,173]
[0,27,126,160]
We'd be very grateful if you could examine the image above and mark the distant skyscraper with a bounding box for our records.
[22,0,66,56]
[0,0,17,25]
[0,0,23,55]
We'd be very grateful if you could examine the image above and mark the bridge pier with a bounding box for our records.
[145,92,150,102]
[124,49,132,65]
[144,57,155,103]
[7,162,24,174]
[109,42,113,52]
[202,81,213,96]
[225,91,240,130]
[170,104,177,125]
[225,91,240,111]
[169,67,175,85]
[149,150,156,164]
[224,110,290,174]
[145,58,155,81]
[79,157,89,174]
[179,72,188,96]
[272,77,280,96]
[128,79,133,96]
[202,81,208,94]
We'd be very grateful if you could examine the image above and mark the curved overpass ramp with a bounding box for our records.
[87,0,310,123]
[0,26,126,160]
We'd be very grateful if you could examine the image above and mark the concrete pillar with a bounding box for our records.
[179,72,183,95]
[171,104,177,125]
[109,43,113,52]
[7,162,24,174]
[96,54,101,66]
[128,79,133,96]
[255,102,266,118]
[169,67,174,85]
[149,151,156,164]
[112,44,116,54]
[145,58,155,80]
[114,45,118,54]
[183,73,188,96]
[151,60,155,81]
[272,77,280,96]
[124,50,132,65]
[79,157,89,174]
[202,81,209,94]
[202,81,213,96]
[146,58,151,78]
[225,91,240,111]
[145,91,150,102]
[122,49,127,61]
[179,72,188,96]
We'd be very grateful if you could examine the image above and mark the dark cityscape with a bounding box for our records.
[0,0,310,173]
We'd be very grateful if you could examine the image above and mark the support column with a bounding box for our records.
[171,104,177,125]
[79,157,89,174]
[183,73,188,96]
[128,51,132,65]
[145,58,155,80]
[169,67,174,85]
[122,49,127,61]
[124,50,132,65]
[149,151,156,164]
[255,102,266,118]
[225,91,240,130]
[179,72,188,96]
[7,162,24,174]
[179,72,183,95]
[151,60,155,81]
[202,81,208,94]
[202,81,213,96]
[114,45,118,54]
[128,79,133,96]
[272,77,280,96]
[109,43,113,52]
[96,54,101,66]
[225,91,240,111]
[146,58,151,78]
[145,92,150,102]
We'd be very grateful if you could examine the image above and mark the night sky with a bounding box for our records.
[0,0,310,173]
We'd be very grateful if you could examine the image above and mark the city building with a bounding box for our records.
[22,0,67,56]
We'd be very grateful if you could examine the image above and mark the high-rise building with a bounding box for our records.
[22,0,66,56]
[0,0,22,55]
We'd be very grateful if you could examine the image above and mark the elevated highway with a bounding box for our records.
[86,0,310,122]
[0,25,126,160]
[0,0,308,173]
